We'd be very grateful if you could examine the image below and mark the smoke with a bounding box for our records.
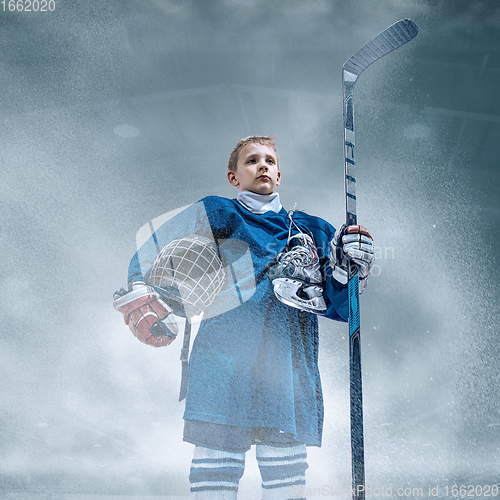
[1,6,499,498]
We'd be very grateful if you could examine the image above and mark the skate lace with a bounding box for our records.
[278,205,313,267]
[287,205,302,239]
[279,245,312,266]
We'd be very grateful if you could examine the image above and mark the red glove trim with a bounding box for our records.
[347,224,373,240]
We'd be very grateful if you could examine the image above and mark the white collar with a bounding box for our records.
[236,190,282,214]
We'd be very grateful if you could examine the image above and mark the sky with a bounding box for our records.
[0,1,499,498]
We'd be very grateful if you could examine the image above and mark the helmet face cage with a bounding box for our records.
[146,235,226,318]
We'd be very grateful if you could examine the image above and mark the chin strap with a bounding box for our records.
[178,318,192,402]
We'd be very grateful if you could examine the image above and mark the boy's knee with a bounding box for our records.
[189,446,246,495]
[256,443,308,497]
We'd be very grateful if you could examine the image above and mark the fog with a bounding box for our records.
[1,1,499,499]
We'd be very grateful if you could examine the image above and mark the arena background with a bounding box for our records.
[1,1,499,498]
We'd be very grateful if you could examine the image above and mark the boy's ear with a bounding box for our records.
[276,171,281,186]
[227,170,239,188]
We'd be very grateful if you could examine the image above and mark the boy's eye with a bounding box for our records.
[267,159,275,164]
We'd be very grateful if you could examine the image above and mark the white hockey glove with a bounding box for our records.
[113,282,179,347]
[331,224,375,293]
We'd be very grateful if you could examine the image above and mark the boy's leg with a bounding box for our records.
[189,445,246,500]
[184,420,254,499]
[256,442,308,500]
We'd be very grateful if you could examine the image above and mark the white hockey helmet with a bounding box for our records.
[146,234,226,318]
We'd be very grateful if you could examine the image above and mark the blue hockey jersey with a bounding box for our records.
[128,196,348,446]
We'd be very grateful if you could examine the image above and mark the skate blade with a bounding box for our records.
[272,278,327,314]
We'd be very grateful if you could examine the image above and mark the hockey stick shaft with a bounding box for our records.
[342,19,418,500]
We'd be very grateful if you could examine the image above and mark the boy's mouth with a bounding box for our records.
[258,175,270,180]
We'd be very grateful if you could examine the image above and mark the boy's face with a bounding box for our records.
[227,143,281,195]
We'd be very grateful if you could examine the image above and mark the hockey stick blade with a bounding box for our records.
[343,19,418,80]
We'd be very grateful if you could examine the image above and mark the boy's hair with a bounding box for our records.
[227,135,277,172]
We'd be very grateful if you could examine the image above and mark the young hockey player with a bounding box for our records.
[114,136,374,499]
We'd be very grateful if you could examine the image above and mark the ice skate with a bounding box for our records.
[269,232,327,314]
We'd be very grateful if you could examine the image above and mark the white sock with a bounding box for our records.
[256,444,308,500]
[189,446,246,500]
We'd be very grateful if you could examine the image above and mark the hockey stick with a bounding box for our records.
[342,19,418,500]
